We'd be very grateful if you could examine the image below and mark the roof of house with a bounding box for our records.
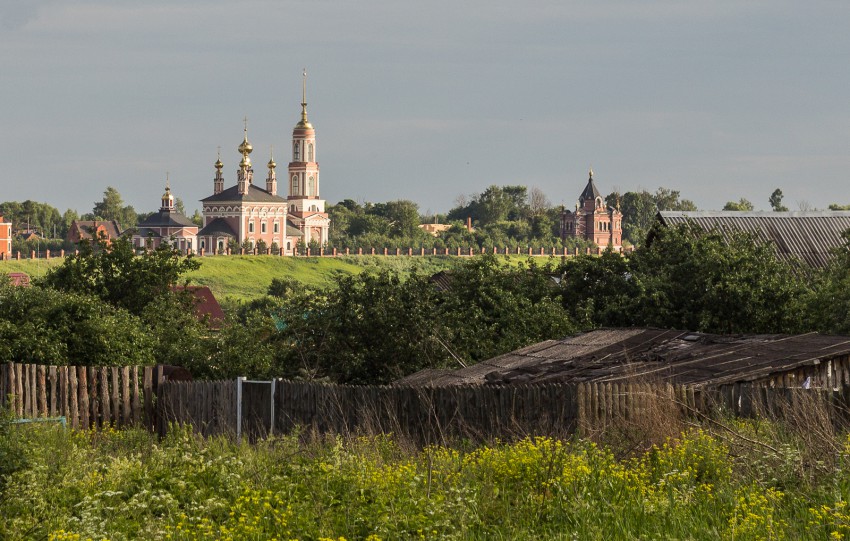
[657,210,850,268]
[69,220,122,239]
[6,272,30,287]
[137,210,197,228]
[396,328,850,388]
[201,184,288,204]
[197,218,237,238]
[172,286,225,329]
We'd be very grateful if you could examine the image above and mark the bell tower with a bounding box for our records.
[288,70,322,208]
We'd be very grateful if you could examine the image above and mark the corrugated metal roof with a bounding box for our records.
[397,328,850,388]
[658,211,850,268]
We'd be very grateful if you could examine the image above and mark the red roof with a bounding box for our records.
[172,286,225,329]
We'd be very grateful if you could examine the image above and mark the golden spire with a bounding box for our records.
[238,117,252,166]
[268,145,276,169]
[165,171,170,191]
[589,167,594,180]
[296,68,313,129]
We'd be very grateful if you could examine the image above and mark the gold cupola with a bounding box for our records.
[238,117,253,162]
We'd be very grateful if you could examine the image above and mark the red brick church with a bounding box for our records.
[559,169,623,251]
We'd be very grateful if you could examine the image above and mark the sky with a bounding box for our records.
[1,0,849,217]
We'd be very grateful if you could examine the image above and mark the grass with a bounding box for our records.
[3,420,850,540]
[0,253,562,301]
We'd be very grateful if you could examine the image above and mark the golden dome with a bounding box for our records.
[238,135,253,155]
[240,155,251,168]
[214,158,223,169]
[268,157,276,169]
[295,118,313,130]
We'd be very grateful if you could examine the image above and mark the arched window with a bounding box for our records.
[290,205,296,213]
[273,222,279,234]
[308,143,314,162]
[308,176,315,196]
[261,222,267,234]
[218,240,224,251]
[286,241,291,251]
[292,175,299,194]
[293,141,301,161]
[249,222,255,233]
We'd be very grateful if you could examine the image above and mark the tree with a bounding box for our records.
[39,235,200,317]
[0,284,155,366]
[91,187,138,228]
[606,187,697,247]
[629,224,807,334]
[528,186,551,216]
[829,204,850,211]
[723,198,754,211]
[804,230,850,334]
[769,189,789,212]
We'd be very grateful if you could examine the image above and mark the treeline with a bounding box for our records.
[5,221,847,385]
[1,187,202,254]
[327,184,699,251]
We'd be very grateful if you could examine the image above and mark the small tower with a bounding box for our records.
[237,118,253,195]
[161,174,175,212]
[266,147,277,196]
[213,148,224,195]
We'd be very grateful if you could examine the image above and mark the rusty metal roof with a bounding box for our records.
[657,211,850,268]
[395,328,850,388]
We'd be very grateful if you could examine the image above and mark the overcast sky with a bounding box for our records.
[1,0,849,216]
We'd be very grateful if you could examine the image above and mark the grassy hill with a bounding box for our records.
[0,253,557,301]
[0,255,462,301]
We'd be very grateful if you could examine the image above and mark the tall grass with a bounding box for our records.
[3,415,850,540]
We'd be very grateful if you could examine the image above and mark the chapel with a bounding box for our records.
[559,169,623,250]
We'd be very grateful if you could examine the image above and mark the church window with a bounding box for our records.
[261,222,267,234]
[286,241,291,251]
[292,175,299,194]
[308,176,315,196]
[274,222,279,234]
[290,205,296,213]
[249,222,255,233]
[308,143,314,161]
[218,240,224,251]
[293,142,301,161]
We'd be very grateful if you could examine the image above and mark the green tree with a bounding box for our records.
[723,198,755,211]
[39,236,200,317]
[769,189,789,212]
[805,230,850,334]
[0,284,155,366]
[91,187,138,229]
[629,224,807,334]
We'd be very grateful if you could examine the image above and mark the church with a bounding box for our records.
[559,169,623,251]
[197,74,330,255]
[132,179,198,252]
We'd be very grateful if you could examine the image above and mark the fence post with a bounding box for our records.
[269,379,276,436]
[236,376,244,444]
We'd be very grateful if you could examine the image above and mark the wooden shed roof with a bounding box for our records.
[657,210,850,268]
[396,328,850,388]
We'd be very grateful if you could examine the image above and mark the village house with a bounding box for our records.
[66,220,122,245]
[0,214,11,258]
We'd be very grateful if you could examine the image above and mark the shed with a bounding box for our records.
[396,328,850,389]
[656,210,850,268]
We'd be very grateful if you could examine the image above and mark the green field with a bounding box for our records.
[0,255,465,300]
[0,253,562,301]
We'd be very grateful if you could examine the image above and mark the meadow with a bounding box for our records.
[0,255,473,301]
[2,414,850,541]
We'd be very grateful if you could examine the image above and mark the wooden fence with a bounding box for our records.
[0,362,167,430]
[7,361,850,442]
